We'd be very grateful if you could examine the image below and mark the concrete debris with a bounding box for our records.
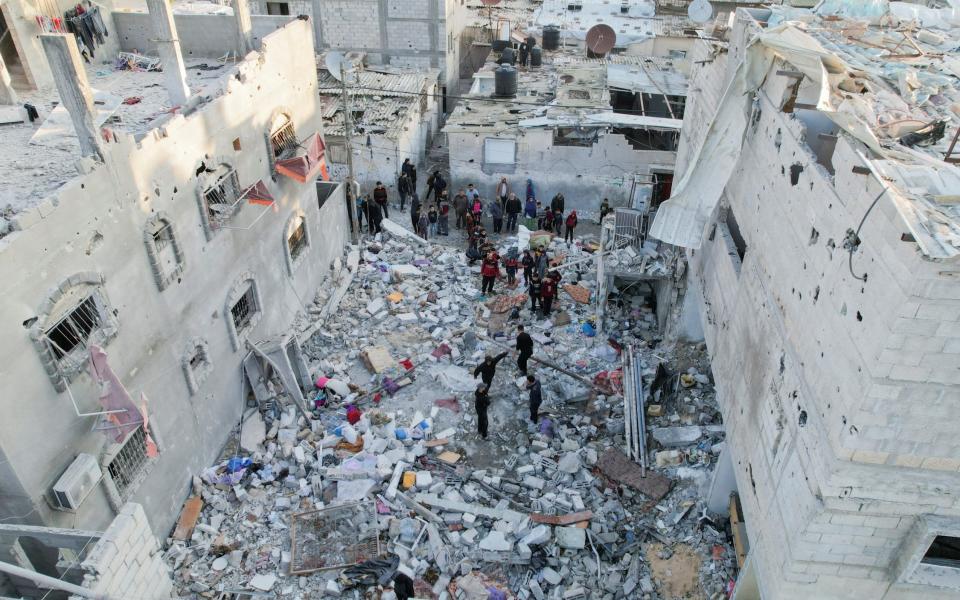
[164,222,733,600]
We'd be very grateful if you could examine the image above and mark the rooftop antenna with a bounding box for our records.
[585,23,616,58]
[688,0,714,24]
[326,51,361,242]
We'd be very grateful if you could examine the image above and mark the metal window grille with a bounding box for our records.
[44,295,105,378]
[288,219,307,260]
[231,285,258,332]
[271,121,298,160]
[290,502,383,574]
[106,426,149,498]
[203,169,242,227]
[613,208,643,250]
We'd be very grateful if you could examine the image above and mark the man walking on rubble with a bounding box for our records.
[397,171,413,212]
[475,383,491,439]
[516,324,533,375]
[480,250,500,296]
[474,351,509,387]
[526,374,542,424]
[373,181,389,219]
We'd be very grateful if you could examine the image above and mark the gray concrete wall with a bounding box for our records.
[682,14,960,600]
[448,128,676,217]
[114,12,289,57]
[0,20,348,538]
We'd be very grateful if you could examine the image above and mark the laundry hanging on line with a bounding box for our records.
[64,3,109,60]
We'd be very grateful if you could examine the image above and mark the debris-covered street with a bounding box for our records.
[163,216,735,599]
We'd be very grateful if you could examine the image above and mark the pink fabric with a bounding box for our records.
[88,345,142,443]
[139,394,159,458]
[315,376,330,389]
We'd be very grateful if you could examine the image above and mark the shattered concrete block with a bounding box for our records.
[521,525,552,546]
[541,567,562,586]
[416,471,433,488]
[555,527,586,549]
[557,452,581,474]
[529,579,545,600]
[249,574,277,591]
[522,476,546,491]
[652,425,703,448]
[478,531,513,552]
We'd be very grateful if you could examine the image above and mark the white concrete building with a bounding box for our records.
[654,5,960,599]
[318,62,442,194]
[0,18,348,572]
[445,48,687,213]
[240,0,469,107]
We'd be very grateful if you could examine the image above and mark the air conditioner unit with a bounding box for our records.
[52,453,102,511]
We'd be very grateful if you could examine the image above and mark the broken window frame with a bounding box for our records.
[182,338,212,396]
[284,213,310,276]
[225,274,263,351]
[41,291,116,383]
[270,115,299,162]
[102,425,156,508]
[897,516,960,590]
[202,167,243,230]
[231,285,259,334]
[143,214,185,291]
[553,126,600,147]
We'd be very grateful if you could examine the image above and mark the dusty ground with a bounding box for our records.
[647,542,706,600]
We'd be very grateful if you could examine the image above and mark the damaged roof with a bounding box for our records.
[652,5,960,258]
[317,67,440,140]
[444,48,686,134]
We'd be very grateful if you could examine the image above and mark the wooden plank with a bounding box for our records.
[529,510,593,525]
[597,448,672,502]
[172,496,204,541]
[425,438,449,448]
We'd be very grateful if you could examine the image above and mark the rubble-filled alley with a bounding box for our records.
[163,217,736,600]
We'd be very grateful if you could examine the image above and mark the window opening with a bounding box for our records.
[266,1,290,15]
[203,167,242,227]
[106,427,150,499]
[231,285,258,333]
[44,295,104,377]
[922,536,960,569]
[288,217,307,261]
[270,116,298,160]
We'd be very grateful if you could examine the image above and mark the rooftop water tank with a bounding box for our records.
[494,65,518,98]
[500,46,516,65]
[543,25,560,50]
[530,47,542,67]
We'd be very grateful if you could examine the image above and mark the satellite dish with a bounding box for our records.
[688,0,714,24]
[325,51,348,81]
[480,0,501,5]
[585,24,616,56]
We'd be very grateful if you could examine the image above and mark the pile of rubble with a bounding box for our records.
[163,219,735,599]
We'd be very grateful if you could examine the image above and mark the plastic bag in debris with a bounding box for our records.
[592,344,618,362]
[339,554,400,589]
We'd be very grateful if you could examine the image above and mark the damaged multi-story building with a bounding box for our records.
[653,3,960,599]
[0,12,348,594]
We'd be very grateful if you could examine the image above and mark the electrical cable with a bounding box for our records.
[847,187,888,283]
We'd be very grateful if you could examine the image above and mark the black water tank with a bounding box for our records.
[530,47,542,67]
[495,65,518,97]
[543,25,560,50]
[500,46,516,65]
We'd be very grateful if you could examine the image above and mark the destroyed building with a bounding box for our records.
[318,61,443,192]
[653,4,960,599]
[226,0,470,108]
[0,17,348,581]
[445,44,687,212]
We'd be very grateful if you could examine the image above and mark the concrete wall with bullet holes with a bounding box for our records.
[682,11,960,600]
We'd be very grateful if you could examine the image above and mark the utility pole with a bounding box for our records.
[340,64,360,244]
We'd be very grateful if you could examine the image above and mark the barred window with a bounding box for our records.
[288,216,307,261]
[270,115,298,160]
[106,427,150,499]
[203,166,242,228]
[231,284,259,334]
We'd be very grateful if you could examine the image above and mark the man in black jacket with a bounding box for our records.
[397,172,412,211]
[475,383,491,439]
[516,324,533,374]
[505,193,522,232]
[373,181,389,218]
[473,351,509,387]
[550,193,565,214]
[526,375,542,424]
